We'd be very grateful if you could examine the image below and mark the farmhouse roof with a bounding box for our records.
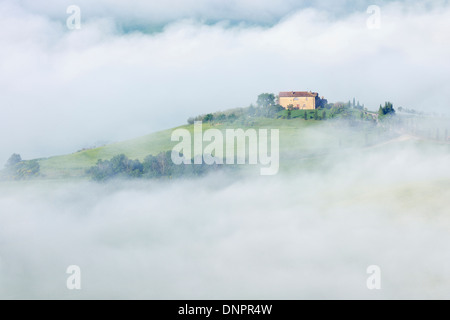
[279,91,318,98]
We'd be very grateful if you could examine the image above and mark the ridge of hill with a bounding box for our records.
[6,111,446,181]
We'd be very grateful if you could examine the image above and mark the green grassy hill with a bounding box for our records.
[38,126,178,179]
[5,98,448,181]
[35,117,387,179]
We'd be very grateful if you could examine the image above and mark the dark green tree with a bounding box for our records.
[257,93,276,108]
[266,104,284,118]
[6,154,22,168]
[227,113,237,122]
[110,154,129,174]
[203,114,214,123]
[383,102,395,115]
[379,102,396,119]
[87,154,144,181]
[216,114,226,122]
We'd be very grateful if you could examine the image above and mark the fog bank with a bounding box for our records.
[1,141,449,299]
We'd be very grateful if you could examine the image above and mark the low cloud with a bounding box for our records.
[1,129,450,299]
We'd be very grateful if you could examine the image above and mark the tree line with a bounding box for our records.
[187,93,284,125]
[188,93,379,125]
[86,151,222,182]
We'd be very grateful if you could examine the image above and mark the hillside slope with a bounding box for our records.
[35,118,394,179]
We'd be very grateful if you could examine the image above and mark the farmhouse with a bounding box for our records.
[278,91,327,110]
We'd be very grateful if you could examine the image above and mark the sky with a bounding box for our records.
[1,0,450,162]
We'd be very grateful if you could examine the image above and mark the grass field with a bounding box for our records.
[22,116,430,179]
